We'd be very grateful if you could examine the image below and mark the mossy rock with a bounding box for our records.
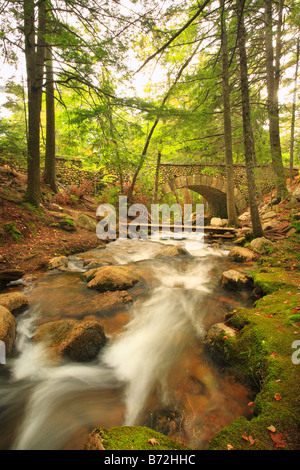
[85,426,190,451]
[86,265,141,292]
[252,267,298,295]
[207,284,300,450]
[34,319,107,362]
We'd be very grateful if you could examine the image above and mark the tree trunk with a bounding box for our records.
[264,0,287,200]
[24,0,46,206]
[236,0,264,238]
[44,46,57,192]
[289,35,299,182]
[220,0,239,227]
[152,150,162,204]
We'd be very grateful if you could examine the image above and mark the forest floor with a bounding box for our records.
[0,166,102,278]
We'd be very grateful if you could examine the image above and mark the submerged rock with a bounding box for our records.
[0,306,16,357]
[86,265,140,292]
[34,319,107,362]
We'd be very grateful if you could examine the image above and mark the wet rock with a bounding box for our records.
[154,245,192,259]
[250,237,275,254]
[86,265,140,292]
[85,426,190,451]
[0,292,28,314]
[85,429,105,450]
[204,322,236,361]
[76,213,97,232]
[228,246,256,262]
[0,306,16,357]
[48,256,69,270]
[234,237,246,246]
[34,319,107,362]
[220,269,253,290]
[0,269,25,286]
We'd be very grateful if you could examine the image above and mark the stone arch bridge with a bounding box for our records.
[158,162,296,218]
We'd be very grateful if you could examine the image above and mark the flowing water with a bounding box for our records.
[0,236,255,450]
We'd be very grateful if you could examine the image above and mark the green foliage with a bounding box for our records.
[3,222,22,242]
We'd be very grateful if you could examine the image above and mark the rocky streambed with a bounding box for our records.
[0,235,299,450]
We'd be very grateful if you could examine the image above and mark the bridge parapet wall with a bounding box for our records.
[158,162,296,199]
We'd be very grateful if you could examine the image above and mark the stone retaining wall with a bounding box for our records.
[0,155,103,194]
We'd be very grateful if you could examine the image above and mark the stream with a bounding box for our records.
[0,235,255,450]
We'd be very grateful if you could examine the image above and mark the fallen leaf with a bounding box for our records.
[227,444,233,450]
[148,438,159,446]
[275,379,282,383]
[249,436,255,445]
[270,433,285,448]
[267,425,276,433]
[248,401,254,407]
[223,335,228,339]
[242,435,249,441]
[270,352,277,357]
[274,393,282,401]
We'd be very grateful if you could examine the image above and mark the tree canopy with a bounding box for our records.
[0,0,299,232]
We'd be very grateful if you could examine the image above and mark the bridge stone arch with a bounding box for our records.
[161,173,248,218]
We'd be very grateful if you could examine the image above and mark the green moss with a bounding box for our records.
[88,426,190,451]
[208,268,300,450]
[252,267,298,294]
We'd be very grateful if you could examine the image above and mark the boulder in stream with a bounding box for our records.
[154,245,192,259]
[0,292,28,315]
[34,319,107,362]
[220,269,253,290]
[228,246,256,263]
[48,256,69,270]
[86,265,140,292]
[0,305,17,357]
[204,322,236,363]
